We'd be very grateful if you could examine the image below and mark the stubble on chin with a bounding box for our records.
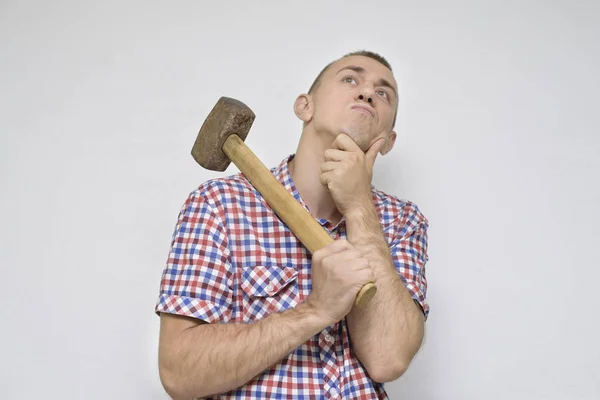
[338,128,371,152]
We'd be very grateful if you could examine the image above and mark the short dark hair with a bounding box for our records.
[308,50,393,94]
[307,50,397,127]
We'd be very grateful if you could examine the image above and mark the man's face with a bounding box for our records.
[309,55,398,151]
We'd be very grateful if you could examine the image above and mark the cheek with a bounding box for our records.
[313,99,342,123]
[379,106,395,126]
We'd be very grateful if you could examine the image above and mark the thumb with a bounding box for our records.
[365,138,385,166]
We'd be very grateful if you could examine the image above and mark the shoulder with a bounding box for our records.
[192,173,250,198]
[185,172,253,210]
[186,156,289,209]
[371,186,429,235]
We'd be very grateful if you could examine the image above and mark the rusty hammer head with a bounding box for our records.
[191,97,256,171]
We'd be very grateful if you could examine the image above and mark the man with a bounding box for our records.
[155,50,430,399]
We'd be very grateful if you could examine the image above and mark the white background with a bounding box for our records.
[1,0,599,398]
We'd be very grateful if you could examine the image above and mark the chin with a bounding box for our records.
[340,129,371,151]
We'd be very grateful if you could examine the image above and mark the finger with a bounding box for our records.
[365,138,385,167]
[322,246,363,270]
[314,238,350,261]
[359,269,376,285]
[324,149,349,162]
[320,161,341,173]
[326,245,360,260]
[337,251,367,266]
[324,238,353,255]
[333,133,362,152]
[319,171,333,187]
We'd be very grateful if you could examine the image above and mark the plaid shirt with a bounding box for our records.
[155,155,429,399]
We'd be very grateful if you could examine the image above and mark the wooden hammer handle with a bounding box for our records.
[223,134,376,308]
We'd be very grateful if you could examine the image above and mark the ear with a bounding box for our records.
[294,94,314,123]
[380,131,397,155]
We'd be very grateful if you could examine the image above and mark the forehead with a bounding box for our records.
[325,55,397,87]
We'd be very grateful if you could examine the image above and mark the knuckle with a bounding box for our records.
[348,249,361,258]
[322,254,335,267]
[331,238,346,250]
[313,249,325,262]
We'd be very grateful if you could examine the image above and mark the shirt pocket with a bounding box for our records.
[240,265,299,322]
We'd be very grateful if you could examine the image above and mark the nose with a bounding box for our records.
[357,85,375,104]
[358,94,373,104]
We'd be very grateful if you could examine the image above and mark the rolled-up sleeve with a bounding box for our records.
[390,203,430,320]
[155,191,233,323]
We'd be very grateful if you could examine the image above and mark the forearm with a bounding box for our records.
[345,204,424,382]
[160,302,329,399]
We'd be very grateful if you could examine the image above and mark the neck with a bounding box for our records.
[288,129,342,225]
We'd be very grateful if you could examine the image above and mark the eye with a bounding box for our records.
[342,75,357,84]
[376,90,388,99]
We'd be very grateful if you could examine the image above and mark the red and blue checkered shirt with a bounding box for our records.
[155,155,429,399]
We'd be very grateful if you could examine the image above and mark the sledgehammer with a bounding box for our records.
[191,97,377,308]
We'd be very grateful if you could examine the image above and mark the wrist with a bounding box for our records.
[344,200,376,221]
[344,203,381,242]
[344,207,390,258]
[297,298,336,328]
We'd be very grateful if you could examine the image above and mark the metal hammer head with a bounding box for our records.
[191,97,256,171]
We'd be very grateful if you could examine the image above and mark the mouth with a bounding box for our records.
[351,104,375,117]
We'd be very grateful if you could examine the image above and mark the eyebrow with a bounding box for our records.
[336,65,397,98]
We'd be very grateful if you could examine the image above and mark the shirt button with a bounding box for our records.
[325,334,333,343]
[330,388,339,397]
[266,284,274,292]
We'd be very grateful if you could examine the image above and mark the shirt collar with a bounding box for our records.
[273,154,306,209]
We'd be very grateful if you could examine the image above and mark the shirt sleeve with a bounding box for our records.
[390,203,430,320]
[155,191,233,323]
